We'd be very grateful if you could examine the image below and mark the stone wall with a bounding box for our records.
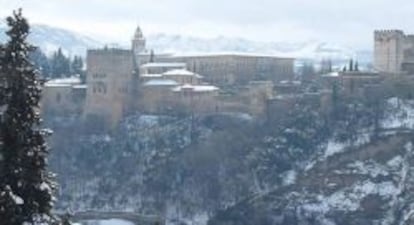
[374,30,407,74]
[83,48,135,129]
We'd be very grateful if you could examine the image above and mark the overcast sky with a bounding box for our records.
[1,0,414,49]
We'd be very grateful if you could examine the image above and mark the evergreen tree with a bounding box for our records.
[302,62,315,80]
[70,55,85,82]
[349,59,354,72]
[149,49,155,63]
[60,213,72,225]
[355,61,359,72]
[29,48,51,78]
[0,9,58,225]
[327,59,333,73]
[320,58,333,74]
[320,58,327,74]
[50,48,70,78]
[70,56,83,75]
[0,44,7,106]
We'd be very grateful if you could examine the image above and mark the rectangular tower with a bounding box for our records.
[83,48,134,129]
[374,30,405,74]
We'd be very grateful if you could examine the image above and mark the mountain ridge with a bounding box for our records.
[0,22,372,64]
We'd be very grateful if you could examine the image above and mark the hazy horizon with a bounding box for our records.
[2,0,414,49]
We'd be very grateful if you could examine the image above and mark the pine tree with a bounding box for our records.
[355,61,359,72]
[0,43,7,106]
[50,48,70,78]
[0,9,58,225]
[349,59,354,72]
[60,213,72,225]
[70,56,82,75]
[320,58,326,74]
[327,59,333,73]
[149,49,155,63]
[29,48,51,78]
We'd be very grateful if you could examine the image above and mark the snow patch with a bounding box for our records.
[382,98,414,129]
[282,170,297,186]
[302,181,398,213]
[324,141,346,158]
[80,219,134,225]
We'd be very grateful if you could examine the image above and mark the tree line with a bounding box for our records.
[30,47,84,80]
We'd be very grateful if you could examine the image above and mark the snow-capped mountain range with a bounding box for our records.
[0,22,101,57]
[146,33,368,61]
[0,22,372,64]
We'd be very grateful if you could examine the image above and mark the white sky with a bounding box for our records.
[1,0,414,48]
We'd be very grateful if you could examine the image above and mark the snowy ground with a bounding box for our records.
[382,98,414,129]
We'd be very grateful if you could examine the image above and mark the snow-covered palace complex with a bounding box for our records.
[41,26,295,129]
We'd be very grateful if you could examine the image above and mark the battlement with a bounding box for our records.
[374,29,404,34]
[374,29,405,41]
[87,48,132,56]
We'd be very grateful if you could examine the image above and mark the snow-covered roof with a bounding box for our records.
[140,62,186,69]
[171,52,295,59]
[278,80,302,85]
[72,84,87,89]
[44,77,82,87]
[163,69,203,78]
[143,79,179,87]
[140,74,163,78]
[322,72,340,77]
[172,84,219,92]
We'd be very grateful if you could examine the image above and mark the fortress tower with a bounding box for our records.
[83,48,135,130]
[374,30,405,74]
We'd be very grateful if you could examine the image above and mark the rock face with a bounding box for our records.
[209,134,414,225]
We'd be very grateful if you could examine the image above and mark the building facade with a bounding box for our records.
[42,77,86,116]
[163,54,295,86]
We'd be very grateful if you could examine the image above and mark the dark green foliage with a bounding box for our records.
[0,44,6,106]
[60,213,72,225]
[50,48,70,78]
[0,9,58,225]
[248,100,329,185]
[70,55,84,82]
[320,58,333,74]
[149,49,155,63]
[29,48,51,78]
[29,47,84,80]
[0,185,21,225]
[301,62,316,80]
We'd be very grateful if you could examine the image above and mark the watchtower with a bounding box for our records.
[374,30,405,74]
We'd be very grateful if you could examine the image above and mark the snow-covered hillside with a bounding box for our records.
[0,22,103,57]
[146,33,369,62]
[0,21,372,63]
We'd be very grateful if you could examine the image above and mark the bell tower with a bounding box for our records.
[132,26,146,66]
